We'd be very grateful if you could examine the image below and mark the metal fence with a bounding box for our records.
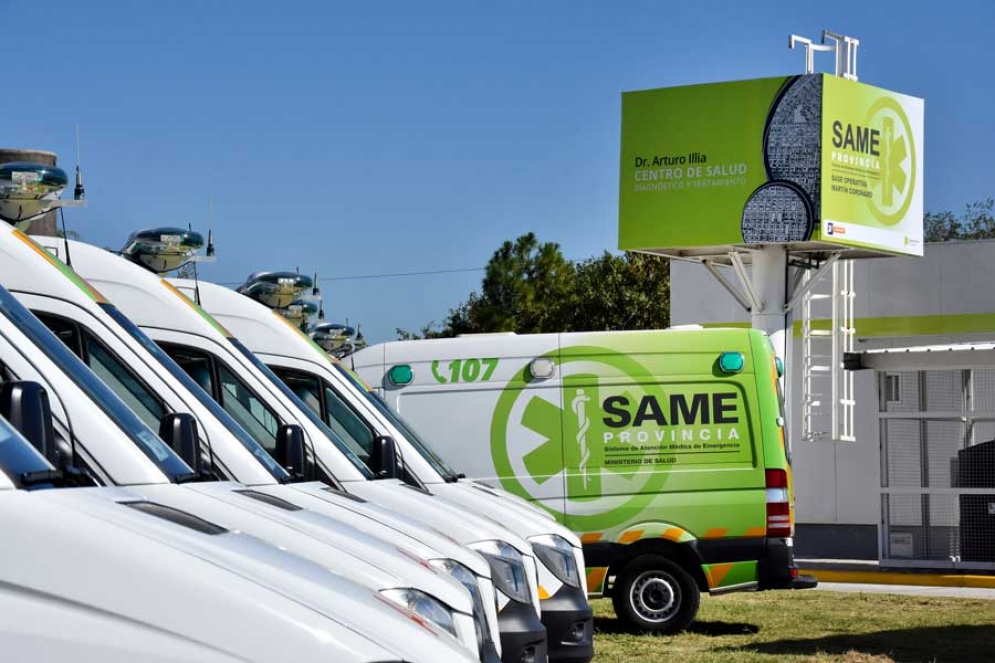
[879,369,995,569]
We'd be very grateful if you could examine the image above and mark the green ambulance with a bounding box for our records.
[350,327,817,632]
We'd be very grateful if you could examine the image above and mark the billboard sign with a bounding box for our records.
[618,74,924,256]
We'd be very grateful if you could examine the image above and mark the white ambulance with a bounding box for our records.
[0,281,479,663]
[0,411,429,663]
[190,277,595,663]
[47,236,549,663]
[0,228,496,660]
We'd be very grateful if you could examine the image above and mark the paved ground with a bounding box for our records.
[818,581,995,600]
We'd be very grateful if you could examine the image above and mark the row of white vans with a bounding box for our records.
[0,217,594,662]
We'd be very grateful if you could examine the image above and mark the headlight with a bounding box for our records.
[380,588,456,638]
[430,558,492,655]
[469,541,532,604]
[530,534,581,588]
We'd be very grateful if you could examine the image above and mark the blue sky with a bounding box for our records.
[3,0,992,343]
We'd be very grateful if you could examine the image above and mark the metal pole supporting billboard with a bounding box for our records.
[751,246,789,360]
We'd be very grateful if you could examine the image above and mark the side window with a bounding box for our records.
[166,346,214,394]
[217,363,280,449]
[278,371,324,419]
[36,314,84,357]
[271,366,373,464]
[161,342,283,451]
[84,338,165,431]
[34,312,165,431]
[322,385,375,461]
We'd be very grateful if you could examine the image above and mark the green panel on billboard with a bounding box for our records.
[618,74,924,256]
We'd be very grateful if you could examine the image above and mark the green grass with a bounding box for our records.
[591,590,995,662]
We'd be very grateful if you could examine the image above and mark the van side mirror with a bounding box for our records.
[0,381,58,465]
[159,412,201,474]
[372,435,400,480]
[275,424,306,479]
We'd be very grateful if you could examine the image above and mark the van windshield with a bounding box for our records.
[227,338,374,479]
[0,415,58,489]
[0,286,192,483]
[98,304,289,482]
[334,364,460,481]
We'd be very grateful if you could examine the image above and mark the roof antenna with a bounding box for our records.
[312,271,320,297]
[59,208,73,269]
[206,195,215,258]
[73,124,85,201]
[190,195,218,305]
[192,257,203,306]
[58,124,86,269]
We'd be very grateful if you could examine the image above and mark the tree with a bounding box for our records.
[924,198,995,242]
[571,251,669,331]
[396,321,443,340]
[398,233,671,339]
[474,233,576,333]
[923,210,962,242]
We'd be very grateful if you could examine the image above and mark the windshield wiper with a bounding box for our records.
[173,468,221,484]
[20,469,65,487]
[20,465,94,489]
[279,472,306,484]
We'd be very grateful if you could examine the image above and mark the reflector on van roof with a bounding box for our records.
[0,162,69,224]
[121,227,205,274]
[237,271,313,308]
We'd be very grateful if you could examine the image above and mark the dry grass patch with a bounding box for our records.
[591,589,995,662]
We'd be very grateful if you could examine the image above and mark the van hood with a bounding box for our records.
[271,481,491,578]
[136,482,473,614]
[31,486,476,663]
[459,479,559,522]
[17,488,473,663]
[345,480,533,554]
[431,482,583,548]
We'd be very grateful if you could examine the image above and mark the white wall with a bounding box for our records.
[670,240,995,526]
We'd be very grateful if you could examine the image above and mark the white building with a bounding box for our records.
[671,240,995,569]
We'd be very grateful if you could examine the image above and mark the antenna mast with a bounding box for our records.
[73,124,85,201]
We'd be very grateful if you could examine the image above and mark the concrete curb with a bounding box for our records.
[801,568,995,589]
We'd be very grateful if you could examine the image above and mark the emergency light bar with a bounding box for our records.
[0,162,69,225]
[311,322,355,338]
[275,299,319,327]
[121,227,205,274]
[310,330,343,352]
[237,271,313,309]
[309,322,365,358]
[309,322,355,350]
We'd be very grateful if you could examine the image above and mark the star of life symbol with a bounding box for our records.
[571,388,592,490]
[491,350,669,528]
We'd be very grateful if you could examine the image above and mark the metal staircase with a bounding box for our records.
[801,259,856,442]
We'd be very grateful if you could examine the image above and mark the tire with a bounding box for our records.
[611,555,700,635]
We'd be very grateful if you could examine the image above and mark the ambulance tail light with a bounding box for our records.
[765,469,792,538]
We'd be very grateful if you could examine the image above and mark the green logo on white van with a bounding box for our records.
[490,347,749,530]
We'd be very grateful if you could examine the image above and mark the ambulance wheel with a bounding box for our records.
[612,555,700,634]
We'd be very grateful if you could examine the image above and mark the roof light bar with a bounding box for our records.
[121,227,206,274]
[0,161,69,225]
[310,322,356,338]
[275,299,319,327]
[308,322,366,358]
[237,271,313,309]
